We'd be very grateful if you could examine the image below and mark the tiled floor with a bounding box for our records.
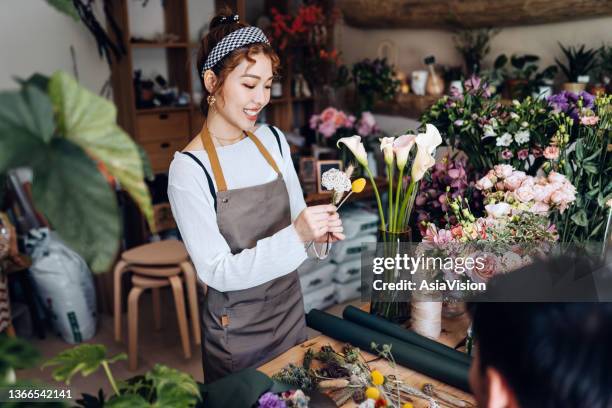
[16,287,365,400]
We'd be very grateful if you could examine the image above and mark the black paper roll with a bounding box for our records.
[306,309,471,392]
[343,305,472,366]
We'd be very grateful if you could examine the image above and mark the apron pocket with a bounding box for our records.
[225,279,304,371]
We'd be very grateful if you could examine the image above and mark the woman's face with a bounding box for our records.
[215,52,273,130]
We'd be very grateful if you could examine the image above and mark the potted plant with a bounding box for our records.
[350,58,400,112]
[0,71,154,274]
[453,28,499,76]
[555,43,598,93]
[496,54,557,99]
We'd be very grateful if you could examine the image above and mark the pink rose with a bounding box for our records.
[501,149,514,159]
[530,201,550,215]
[319,107,337,123]
[543,146,560,160]
[547,171,567,184]
[334,111,348,127]
[580,115,599,126]
[504,171,527,191]
[471,253,500,283]
[517,149,529,160]
[476,175,494,190]
[550,190,576,213]
[514,184,535,203]
[533,184,555,203]
[493,164,514,179]
[318,121,337,138]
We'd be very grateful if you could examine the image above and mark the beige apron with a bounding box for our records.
[182,126,307,383]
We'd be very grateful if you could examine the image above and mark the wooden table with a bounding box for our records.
[259,313,474,407]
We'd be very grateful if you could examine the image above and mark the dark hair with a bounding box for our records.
[468,259,612,407]
[196,7,280,116]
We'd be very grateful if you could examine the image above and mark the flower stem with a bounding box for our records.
[102,360,120,396]
[393,167,404,232]
[387,164,394,232]
[365,167,386,231]
[398,181,416,233]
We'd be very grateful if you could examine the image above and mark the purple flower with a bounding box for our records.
[258,392,286,408]
[547,93,569,113]
[454,119,464,126]
[464,75,491,98]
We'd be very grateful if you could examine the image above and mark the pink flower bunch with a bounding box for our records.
[309,107,355,138]
[355,111,378,137]
[476,165,576,215]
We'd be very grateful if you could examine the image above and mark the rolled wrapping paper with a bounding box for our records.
[343,305,472,367]
[306,309,471,392]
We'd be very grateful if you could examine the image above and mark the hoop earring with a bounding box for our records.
[207,95,216,106]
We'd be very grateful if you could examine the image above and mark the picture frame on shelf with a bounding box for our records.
[299,156,317,182]
[316,160,343,194]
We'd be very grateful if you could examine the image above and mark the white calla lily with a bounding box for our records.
[411,124,442,181]
[379,137,395,165]
[393,134,416,171]
[337,135,368,167]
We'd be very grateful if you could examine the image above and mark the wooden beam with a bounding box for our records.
[337,0,612,29]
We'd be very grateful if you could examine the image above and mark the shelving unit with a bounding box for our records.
[108,0,199,174]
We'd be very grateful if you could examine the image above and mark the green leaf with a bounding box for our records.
[570,210,588,227]
[575,139,584,161]
[14,73,50,92]
[146,364,200,407]
[32,139,121,273]
[0,89,51,171]
[106,393,151,408]
[583,163,598,174]
[45,0,80,21]
[42,344,107,385]
[48,71,155,233]
[0,336,40,377]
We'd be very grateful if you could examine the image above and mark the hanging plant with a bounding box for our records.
[45,0,127,68]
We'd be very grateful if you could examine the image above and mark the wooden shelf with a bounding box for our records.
[136,106,191,114]
[131,41,189,49]
[305,177,386,205]
[373,93,439,119]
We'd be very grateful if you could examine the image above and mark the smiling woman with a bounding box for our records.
[167,8,346,384]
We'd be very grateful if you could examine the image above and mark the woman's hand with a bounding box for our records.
[314,211,345,243]
[293,204,339,243]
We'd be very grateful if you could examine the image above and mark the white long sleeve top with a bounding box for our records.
[168,125,316,292]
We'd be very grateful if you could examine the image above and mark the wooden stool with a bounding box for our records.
[113,240,200,348]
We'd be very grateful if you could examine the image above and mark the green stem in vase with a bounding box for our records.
[393,166,404,233]
[365,166,386,231]
[387,164,394,232]
[397,180,416,232]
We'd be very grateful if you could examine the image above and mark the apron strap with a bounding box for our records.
[200,126,228,192]
[245,131,281,175]
[200,126,282,193]
[180,152,217,211]
[267,125,283,158]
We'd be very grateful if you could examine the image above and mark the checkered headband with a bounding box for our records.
[202,26,270,74]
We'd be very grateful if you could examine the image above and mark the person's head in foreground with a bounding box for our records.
[468,298,612,407]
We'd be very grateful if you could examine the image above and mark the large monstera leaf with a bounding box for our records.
[0,82,120,273]
[47,71,155,233]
